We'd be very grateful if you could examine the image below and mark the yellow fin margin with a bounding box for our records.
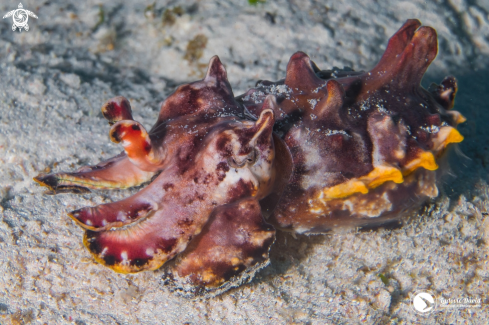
[443,127,464,144]
[82,232,170,274]
[432,126,464,154]
[320,165,403,201]
[403,151,438,176]
[316,126,463,202]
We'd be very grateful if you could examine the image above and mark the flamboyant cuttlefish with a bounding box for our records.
[35,20,465,296]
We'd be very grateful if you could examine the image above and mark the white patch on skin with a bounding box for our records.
[242,121,254,127]
[242,90,265,103]
[360,99,371,111]
[189,80,208,90]
[368,115,407,165]
[342,200,354,213]
[420,125,440,134]
[318,191,324,200]
[308,99,318,110]
[323,129,350,137]
[417,173,438,198]
[85,220,93,226]
[214,168,254,200]
[102,219,107,226]
[201,126,274,202]
[250,150,273,183]
[117,211,127,221]
[300,142,341,191]
[311,83,327,94]
[100,247,108,257]
[247,84,293,100]
[204,78,217,88]
[298,128,361,191]
[294,226,309,234]
[121,251,128,260]
[233,228,247,245]
[309,207,324,214]
[342,192,393,218]
[145,248,154,256]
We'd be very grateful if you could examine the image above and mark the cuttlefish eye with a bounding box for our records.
[247,149,257,163]
[227,148,257,168]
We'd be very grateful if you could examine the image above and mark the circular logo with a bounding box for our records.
[13,10,28,27]
[412,291,436,314]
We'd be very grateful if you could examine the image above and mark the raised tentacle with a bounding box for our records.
[368,20,438,89]
[101,96,134,125]
[284,52,325,91]
[156,55,239,122]
[372,19,421,73]
[315,79,345,122]
[429,76,458,110]
[109,120,165,172]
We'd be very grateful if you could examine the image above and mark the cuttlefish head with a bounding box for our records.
[198,95,277,201]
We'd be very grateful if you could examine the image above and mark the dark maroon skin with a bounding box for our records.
[236,19,463,233]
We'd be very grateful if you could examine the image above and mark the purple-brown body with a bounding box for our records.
[35,20,464,296]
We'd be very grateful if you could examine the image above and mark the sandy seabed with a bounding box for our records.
[0,0,488,324]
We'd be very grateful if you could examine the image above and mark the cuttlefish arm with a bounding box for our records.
[83,179,207,273]
[82,104,276,274]
[103,96,167,172]
[68,167,165,231]
[34,96,158,193]
[166,197,275,296]
[34,152,155,194]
